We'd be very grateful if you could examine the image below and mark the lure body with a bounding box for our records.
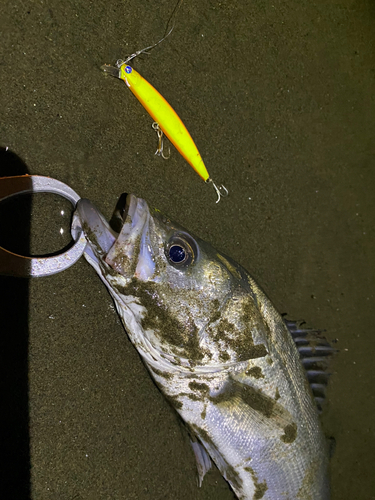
[119,65,210,182]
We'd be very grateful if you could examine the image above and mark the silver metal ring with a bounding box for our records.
[0,175,86,277]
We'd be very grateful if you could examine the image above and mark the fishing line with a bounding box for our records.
[116,0,184,67]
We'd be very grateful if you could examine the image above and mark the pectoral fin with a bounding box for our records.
[190,438,212,486]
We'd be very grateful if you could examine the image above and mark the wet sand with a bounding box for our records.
[1,0,374,498]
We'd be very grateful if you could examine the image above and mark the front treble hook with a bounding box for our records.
[152,122,171,160]
[206,178,229,204]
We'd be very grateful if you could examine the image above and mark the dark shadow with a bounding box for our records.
[0,148,31,499]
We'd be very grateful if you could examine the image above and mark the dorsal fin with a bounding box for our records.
[284,318,337,412]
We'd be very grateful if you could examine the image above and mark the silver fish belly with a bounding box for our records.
[72,193,330,500]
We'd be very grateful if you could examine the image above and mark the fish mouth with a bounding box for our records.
[74,193,155,280]
[108,192,133,234]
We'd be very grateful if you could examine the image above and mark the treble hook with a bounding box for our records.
[206,178,229,204]
[152,122,171,159]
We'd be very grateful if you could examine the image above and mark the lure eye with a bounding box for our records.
[165,233,197,268]
[125,65,132,74]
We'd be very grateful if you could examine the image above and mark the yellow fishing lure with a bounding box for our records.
[102,63,227,202]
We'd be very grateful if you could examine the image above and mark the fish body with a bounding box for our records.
[73,194,330,500]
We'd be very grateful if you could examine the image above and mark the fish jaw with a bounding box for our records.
[73,195,157,283]
[104,194,156,281]
[73,198,117,259]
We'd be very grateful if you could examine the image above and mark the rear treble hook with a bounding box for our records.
[206,178,229,204]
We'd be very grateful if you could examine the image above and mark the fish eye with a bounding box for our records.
[165,233,197,268]
[169,244,187,264]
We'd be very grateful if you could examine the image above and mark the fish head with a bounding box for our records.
[73,193,266,370]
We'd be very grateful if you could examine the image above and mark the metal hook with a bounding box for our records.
[152,122,171,160]
[206,178,229,204]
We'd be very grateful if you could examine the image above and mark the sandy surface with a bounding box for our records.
[1,0,374,498]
